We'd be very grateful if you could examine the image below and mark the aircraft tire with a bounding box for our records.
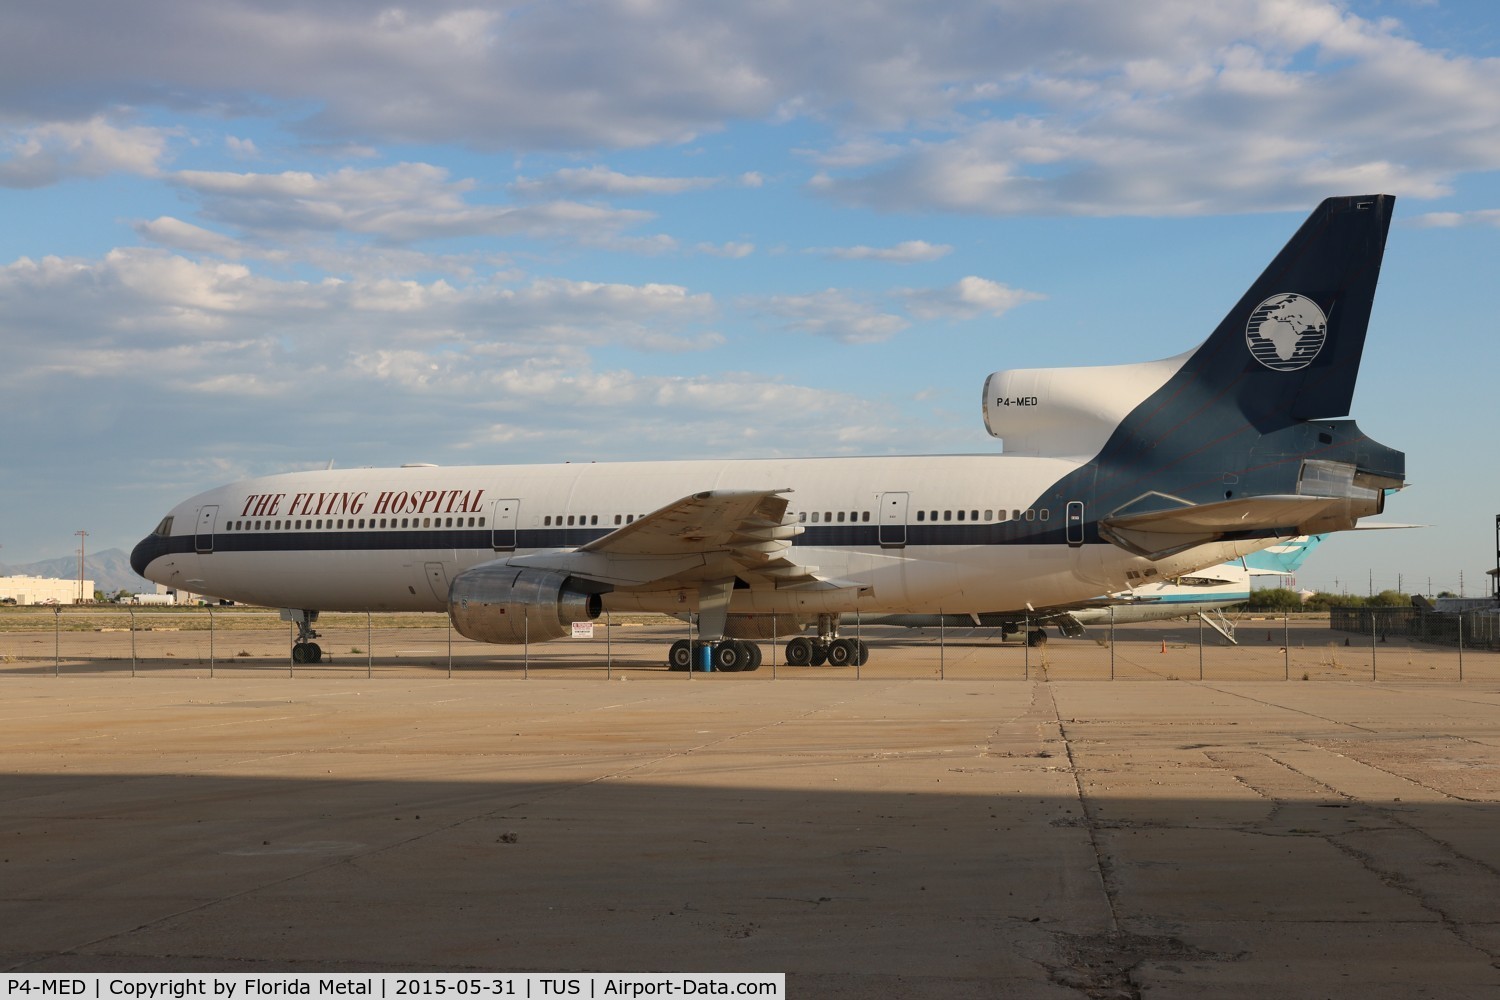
[743,642,763,671]
[713,641,747,672]
[855,639,871,666]
[808,642,828,667]
[1027,628,1047,647]
[292,642,312,664]
[310,642,323,663]
[827,638,859,667]
[784,637,815,666]
[668,639,693,671]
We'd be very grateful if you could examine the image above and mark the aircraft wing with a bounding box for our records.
[505,488,837,590]
[1101,494,1363,560]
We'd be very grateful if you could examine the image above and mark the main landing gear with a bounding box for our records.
[785,613,870,667]
[667,638,763,672]
[784,634,870,667]
[283,609,324,664]
[666,613,869,672]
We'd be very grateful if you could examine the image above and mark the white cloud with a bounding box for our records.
[900,276,1045,320]
[1412,209,1500,227]
[512,166,720,197]
[2,3,1498,214]
[753,289,909,344]
[696,241,756,258]
[814,240,952,262]
[171,162,655,244]
[0,116,171,187]
[225,135,259,159]
[134,216,257,259]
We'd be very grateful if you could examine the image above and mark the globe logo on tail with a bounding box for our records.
[1245,293,1327,371]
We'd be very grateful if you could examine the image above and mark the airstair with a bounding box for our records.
[1198,609,1237,644]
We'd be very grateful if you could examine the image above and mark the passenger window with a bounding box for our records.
[811,512,820,523]
[1013,509,1022,521]
[627,514,635,524]
[917,510,925,521]
[944,511,952,521]
[957,510,965,521]
[984,509,993,521]
[401,518,409,528]
[1025,509,1035,521]
[824,511,832,522]
[614,514,622,525]
[798,512,806,523]
[591,515,598,525]
[837,512,845,523]
[1040,509,1049,521]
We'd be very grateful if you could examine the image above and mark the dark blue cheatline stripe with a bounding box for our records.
[133,517,1099,572]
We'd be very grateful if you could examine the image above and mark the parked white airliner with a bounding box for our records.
[133,196,1406,670]
[854,535,1327,650]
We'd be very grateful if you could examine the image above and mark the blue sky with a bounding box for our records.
[2,0,1498,596]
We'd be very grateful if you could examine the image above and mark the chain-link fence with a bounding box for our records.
[1,606,1495,681]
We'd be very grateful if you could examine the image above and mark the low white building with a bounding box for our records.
[0,575,95,605]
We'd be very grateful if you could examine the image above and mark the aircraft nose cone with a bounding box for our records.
[131,535,160,579]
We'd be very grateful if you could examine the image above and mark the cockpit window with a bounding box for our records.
[153,516,174,537]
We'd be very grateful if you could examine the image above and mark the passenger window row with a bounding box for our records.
[913,508,1048,522]
[225,516,487,531]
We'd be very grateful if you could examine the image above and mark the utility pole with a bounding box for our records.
[75,530,88,603]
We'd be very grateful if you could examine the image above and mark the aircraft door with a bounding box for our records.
[1066,501,1085,547]
[878,492,909,548]
[195,505,219,554]
[491,498,519,551]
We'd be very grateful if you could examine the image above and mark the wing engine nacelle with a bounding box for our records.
[449,563,603,645]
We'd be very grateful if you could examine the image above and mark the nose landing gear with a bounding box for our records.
[282,609,324,664]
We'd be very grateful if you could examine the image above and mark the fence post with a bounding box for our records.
[54,606,60,677]
[1023,615,1029,680]
[1458,614,1464,682]
[1371,611,1377,681]
[1283,610,1289,682]
[1109,605,1115,680]
[209,606,216,678]
[130,607,137,677]
[856,610,862,681]
[938,610,945,681]
[367,611,373,678]
[606,610,612,680]
[447,617,453,679]
[771,613,777,679]
[524,613,530,679]
[1198,612,1204,681]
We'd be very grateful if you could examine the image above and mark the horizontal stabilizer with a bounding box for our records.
[1101,495,1367,560]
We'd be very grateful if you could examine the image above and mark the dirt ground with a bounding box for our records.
[3,620,1500,996]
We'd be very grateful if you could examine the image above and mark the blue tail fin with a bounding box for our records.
[1184,194,1394,427]
[1059,195,1405,556]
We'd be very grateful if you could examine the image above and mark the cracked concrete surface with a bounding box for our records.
[3,674,1500,998]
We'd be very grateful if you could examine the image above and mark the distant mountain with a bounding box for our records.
[1,548,151,597]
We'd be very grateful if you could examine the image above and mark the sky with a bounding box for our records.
[2,0,1498,597]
